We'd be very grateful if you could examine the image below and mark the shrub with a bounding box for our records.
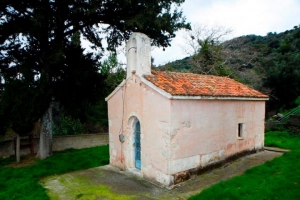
[295,96,300,105]
[53,115,84,136]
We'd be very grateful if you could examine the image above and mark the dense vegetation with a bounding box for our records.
[189,127,300,200]
[0,1,190,156]
[0,145,109,200]
[158,26,300,113]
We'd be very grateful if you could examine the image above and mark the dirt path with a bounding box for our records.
[41,150,282,200]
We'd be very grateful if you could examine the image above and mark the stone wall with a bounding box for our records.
[0,133,109,157]
[264,122,283,129]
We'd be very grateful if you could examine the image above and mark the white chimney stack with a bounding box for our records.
[126,32,151,79]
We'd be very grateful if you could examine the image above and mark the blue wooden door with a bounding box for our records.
[134,121,141,170]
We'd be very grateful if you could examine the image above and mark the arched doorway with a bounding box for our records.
[134,120,141,170]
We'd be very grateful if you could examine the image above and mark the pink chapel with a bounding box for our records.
[105,32,268,187]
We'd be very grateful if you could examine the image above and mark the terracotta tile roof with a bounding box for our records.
[143,71,268,98]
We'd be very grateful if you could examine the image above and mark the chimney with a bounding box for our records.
[126,32,151,79]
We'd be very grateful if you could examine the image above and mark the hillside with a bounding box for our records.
[157,26,300,113]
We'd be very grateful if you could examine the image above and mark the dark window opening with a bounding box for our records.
[238,123,244,138]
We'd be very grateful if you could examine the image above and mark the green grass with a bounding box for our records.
[0,156,15,167]
[189,129,300,200]
[2,129,300,200]
[0,145,109,200]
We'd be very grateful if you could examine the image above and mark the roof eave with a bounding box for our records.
[170,95,269,101]
[141,77,268,101]
[141,76,173,98]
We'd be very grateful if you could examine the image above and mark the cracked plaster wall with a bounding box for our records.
[167,100,265,175]
[107,74,174,185]
[108,75,265,186]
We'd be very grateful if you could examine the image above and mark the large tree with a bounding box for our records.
[0,0,190,159]
[181,24,265,91]
[182,24,233,76]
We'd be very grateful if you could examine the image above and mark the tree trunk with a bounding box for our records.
[37,103,53,159]
[16,134,20,162]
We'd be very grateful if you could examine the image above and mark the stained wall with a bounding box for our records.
[107,74,174,185]
[168,99,265,175]
[108,74,266,186]
[107,32,266,187]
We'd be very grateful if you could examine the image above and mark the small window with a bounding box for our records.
[238,123,244,139]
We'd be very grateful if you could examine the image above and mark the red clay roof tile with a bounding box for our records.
[143,71,268,98]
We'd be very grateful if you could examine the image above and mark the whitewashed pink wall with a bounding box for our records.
[168,100,265,175]
[107,74,174,185]
[107,75,265,186]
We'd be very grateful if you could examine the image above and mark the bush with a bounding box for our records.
[295,96,300,105]
[53,115,84,136]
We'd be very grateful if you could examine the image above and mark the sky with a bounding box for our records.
[150,0,300,66]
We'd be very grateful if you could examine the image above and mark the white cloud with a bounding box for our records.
[151,0,300,65]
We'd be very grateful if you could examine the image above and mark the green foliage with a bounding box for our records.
[53,115,84,136]
[265,129,300,148]
[101,53,118,75]
[189,129,300,200]
[265,125,286,132]
[156,57,191,72]
[159,25,300,111]
[85,100,108,129]
[0,80,46,136]
[52,44,106,121]
[190,38,230,76]
[82,53,125,131]
[295,96,300,105]
[0,0,189,137]
[0,156,15,167]
[104,65,126,93]
[0,145,109,199]
[0,107,6,135]
[101,53,126,95]
[253,27,300,109]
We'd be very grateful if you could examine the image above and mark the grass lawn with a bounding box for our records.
[1,128,300,200]
[189,128,300,200]
[0,145,109,200]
